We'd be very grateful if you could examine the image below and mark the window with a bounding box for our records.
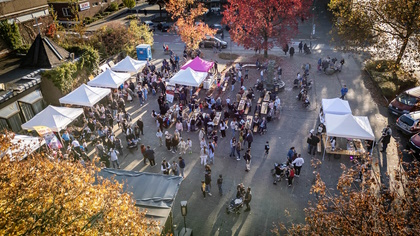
[32,100,44,114]
[7,114,23,133]
[19,102,35,122]
[93,2,99,7]
[62,8,70,16]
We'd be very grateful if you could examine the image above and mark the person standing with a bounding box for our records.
[340,85,348,100]
[208,141,215,164]
[108,148,120,169]
[260,69,264,81]
[204,166,212,196]
[380,125,392,152]
[311,134,320,156]
[230,118,238,137]
[292,154,304,177]
[165,132,172,151]
[137,118,144,135]
[217,174,223,196]
[140,144,147,165]
[298,41,303,53]
[244,149,251,172]
[230,137,237,158]
[287,147,296,164]
[161,159,171,175]
[171,161,179,176]
[156,128,163,146]
[287,166,295,187]
[231,76,236,92]
[244,187,252,212]
[220,121,227,138]
[246,130,253,149]
[200,146,208,165]
[187,138,192,154]
[145,146,156,166]
[179,156,186,178]
[199,128,205,141]
[264,141,270,158]
[236,141,242,161]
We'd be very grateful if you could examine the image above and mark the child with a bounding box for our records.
[187,138,192,154]
[178,138,187,155]
[217,175,223,196]
[201,180,206,199]
[264,141,270,157]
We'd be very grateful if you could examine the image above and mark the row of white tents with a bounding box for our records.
[21,56,146,133]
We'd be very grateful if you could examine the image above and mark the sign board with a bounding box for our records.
[79,2,90,11]
[166,90,174,103]
[33,126,62,150]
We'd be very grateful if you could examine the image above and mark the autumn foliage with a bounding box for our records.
[274,155,420,235]
[222,0,311,57]
[166,0,215,50]
[0,132,160,235]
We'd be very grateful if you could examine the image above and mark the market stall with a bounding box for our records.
[21,105,84,132]
[88,69,131,88]
[111,56,147,73]
[181,56,214,72]
[169,67,208,87]
[59,84,110,107]
[322,113,375,160]
[320,98,351,123]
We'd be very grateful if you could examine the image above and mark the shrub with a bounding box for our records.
[107,2,119,12]
[15,44,30,54]
[0,20,22,50]
[365,60,395,72]
[379,81,397,98]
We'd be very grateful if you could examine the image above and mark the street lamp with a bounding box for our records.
[180,201,192,235]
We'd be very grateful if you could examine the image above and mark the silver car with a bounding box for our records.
[396,111,420,135]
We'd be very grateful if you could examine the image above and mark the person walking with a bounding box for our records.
[179,156,186,178]
[199,128,205,141]
[140,144,147,165]
[311,134,320,156]
[187,138,192,154]
[217,174,223,196]
[145,146,156,166]
[204,166,212,196]
[292,154,304,177]
[161,159,171,175]
[208,141,215,164]
[236,141,242,161]
[108,148,120,169]
[287,147,296,164]
[244,149,251,172]
[244,187,252,212]
[264,141,270,158]
[230,118,238,137]
[289,46,295,57]
[340,85,348,99]
[230,137,237,158]
[287,166,295,187]
[220,121,227,138]
[165,132,172,151]
[298,41,303,53]
[380,125,392,152]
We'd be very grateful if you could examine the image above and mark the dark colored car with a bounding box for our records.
[157,22,171,32]
[409,132,420,158]
[388,86,420,116]
[210,24,223,34]
[396,111,420,135]
[199,36,227,49]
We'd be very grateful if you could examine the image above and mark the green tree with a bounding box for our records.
[329,0,420,73]
[123,0,136,9]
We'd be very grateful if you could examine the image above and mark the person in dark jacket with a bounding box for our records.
[289,47,295,57]
[136,118,144,135]
[246,130,253,149]
[145,146,156,166]
[179,156,186,178]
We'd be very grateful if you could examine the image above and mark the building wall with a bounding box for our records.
[49,0,123,22]
[0,0,49,20]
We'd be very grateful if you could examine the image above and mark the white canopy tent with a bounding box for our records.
[1,135,45,161]
[111,56,147,73]
[325,113,375,140]
[88,69,130,88]
[59,84,110,107]
[322,98,351,115]
[169,67,208,87]
[21,105,84,132]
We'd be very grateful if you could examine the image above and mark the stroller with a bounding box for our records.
[206,122,215,139]
[272,162,288,184]
[226,197,244,214]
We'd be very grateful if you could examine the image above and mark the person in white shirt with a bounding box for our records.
[161,159,171,175]
[292,154,304,176]
[187,138,192,154]
[220,121,227,138]
[109,148,120,169]
[260,70,264,81]
[230,118,238,137]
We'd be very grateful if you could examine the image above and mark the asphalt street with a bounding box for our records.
[85,1,400,235]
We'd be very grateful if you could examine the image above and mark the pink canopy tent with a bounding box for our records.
[181,57,214,72]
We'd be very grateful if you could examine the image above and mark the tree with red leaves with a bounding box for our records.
[222,0,311,58]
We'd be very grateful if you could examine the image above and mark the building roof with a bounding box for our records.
[20,34,69,68]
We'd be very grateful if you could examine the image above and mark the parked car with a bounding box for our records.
[210,24,223,34]
[396,111,420,135]
[142,20,155,32]
[409,132,420,158]
[199,36,227,49]
[388,86,420,116]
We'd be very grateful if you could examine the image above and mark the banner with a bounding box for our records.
[33,126,62,150]
[166,90,174,103]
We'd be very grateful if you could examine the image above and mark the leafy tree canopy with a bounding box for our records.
[0,131,160,235]
[123,0,136,9]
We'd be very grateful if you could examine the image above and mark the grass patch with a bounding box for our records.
[365,60,418,99]
[218,53,239,60]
